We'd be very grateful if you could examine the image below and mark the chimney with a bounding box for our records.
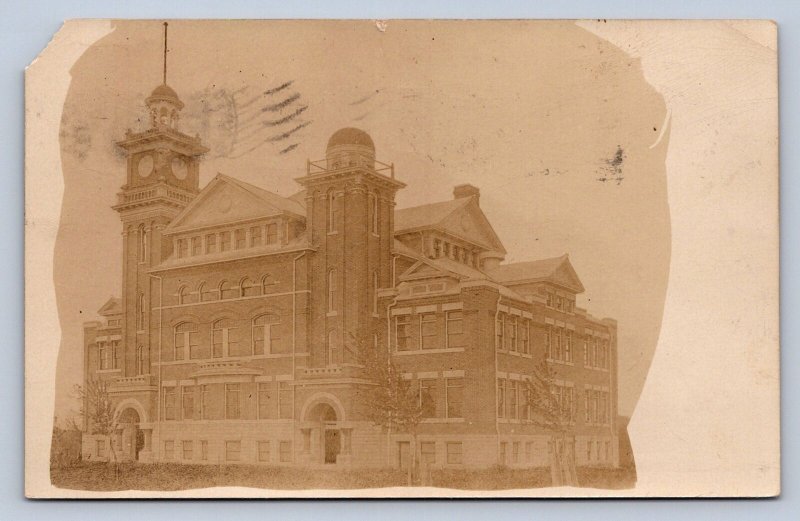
[453,184,480,204]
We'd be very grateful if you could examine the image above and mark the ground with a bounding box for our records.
[51,462,636,492]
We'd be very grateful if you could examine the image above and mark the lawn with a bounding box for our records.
[51,462,635,492]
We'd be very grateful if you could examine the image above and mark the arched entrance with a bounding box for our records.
[118,408,142,462]
[307,403,340,464]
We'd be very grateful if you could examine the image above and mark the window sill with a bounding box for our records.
[327,231,339,236]
[326,311,338,317]
[394,347,465,356]
[421,418,465,424]
[496,349,533,359]
[96,368,121,374]
[546,358,575,366]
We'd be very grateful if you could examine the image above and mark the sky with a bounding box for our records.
[53,20,670,420]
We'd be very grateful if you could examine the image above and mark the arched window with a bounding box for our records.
[262,274,277,294]
[370,192,379,234]
[240,277,258,297]
[136,293,146,330]
[219,280,236,300]
[252,314,281,355]
[212,319,237,358]
[198,282,215,302]
[174,322,199,360]
[138,225,148,262]
[327,330,338,366]
[178,286,189,305]
[372,270,379,314]
[327,190,338,233]
[327,269,337,313]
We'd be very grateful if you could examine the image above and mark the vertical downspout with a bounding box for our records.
[494,293,502,463]
[149,273,163,460]
[385,254,399,466]
[292,251,306,423]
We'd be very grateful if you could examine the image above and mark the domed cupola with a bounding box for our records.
[146,83,184,129]
[325,127,376,170]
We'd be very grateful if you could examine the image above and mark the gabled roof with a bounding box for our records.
[163,174,306,234]
[488,254,585,293]
[394,196,506,254]
[97,297,122,316]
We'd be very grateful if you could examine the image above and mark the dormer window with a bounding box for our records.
[266,223,278,244]
[235,229,246,249]
[220,232,231,252]
[205,234,217,254]
[191,236,201,256]
[250,226,262,247]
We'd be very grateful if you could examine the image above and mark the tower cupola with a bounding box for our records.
[325,127,376,170]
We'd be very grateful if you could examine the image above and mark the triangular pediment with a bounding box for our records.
[399,260,453,282]
[98,296,122,316]
[438,199,506,254]
[551,257,585,293]
[165,175,296,233]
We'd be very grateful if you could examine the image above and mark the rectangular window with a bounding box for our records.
[250,226,263,247]
[182,440,193,460]
[583,339,589,366]
[497,378,505,418]
[585,390,592,423]
[257,382,271,419]
[605,441,611,461]
[235,229,246,249]
[419,379,438,418]
[395,315,414,351]
[445,311,464,348]
[446,442,463,465]
[279,441,292,463]
[225,441,241,462]
[520,321,529,354]
[420,441,436,466]
[496,314,505,350]
[177,239,188,258]
[586,440,592,462]
[512,441,520,463]
[164,440,174,460]
[520,386,530,421]
[554,328,562,360]
[266,223,278,244]
[200,385,209,420]
[164,387,176,421]
[420,313,437,350]
[258,441,270,462]
[219,231,231,252]
[200,440,208,461]
[446,378,464,419]
[499,442,508,465]
[205,233,217,254]
[564,331,573,362]
[525,441,533,462]
[278,381,292,419]
[191,236,201,256]
[508,380,518,420]
[545,328,551,358]
[98,342,110,370]
[506,316,516,351]
[163,440,179,462]
[225,383,241,420]
[96,439,106,458]
[182,386,195,420]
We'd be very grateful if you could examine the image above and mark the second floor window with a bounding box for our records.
[136,293,146,331]
[164,387,176,421]
[396,315,413,351]
[369,192,379,234]
[135,344,146,375]
[212,319,237,358]
[266,223,278,244]
[419,379,438,418]
[446,378,464,418]
[446,311,465,348]
[174,321,199,360]
[219,280,236,300]
[327,191,339,233]
[252,314,281,355]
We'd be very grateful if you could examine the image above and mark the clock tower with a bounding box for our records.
[112,23,208,378]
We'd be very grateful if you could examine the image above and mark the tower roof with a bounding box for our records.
[146,83,184,109]
[326,127,375,151]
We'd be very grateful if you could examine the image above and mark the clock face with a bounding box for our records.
[171,156,189,180]
[137,154,154,178]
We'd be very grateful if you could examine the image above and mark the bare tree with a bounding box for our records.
[358,346,424,485]
[521,359,577,486]
[73,379,122,473]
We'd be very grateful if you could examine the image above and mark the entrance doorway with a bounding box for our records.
[118,408,141,462]
[324,429,341,464]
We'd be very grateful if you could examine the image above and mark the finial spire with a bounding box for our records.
[162,22,168,85]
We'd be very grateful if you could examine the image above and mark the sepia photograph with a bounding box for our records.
[25,18,779,498]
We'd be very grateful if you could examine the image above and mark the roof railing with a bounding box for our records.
[306,154,395,179]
